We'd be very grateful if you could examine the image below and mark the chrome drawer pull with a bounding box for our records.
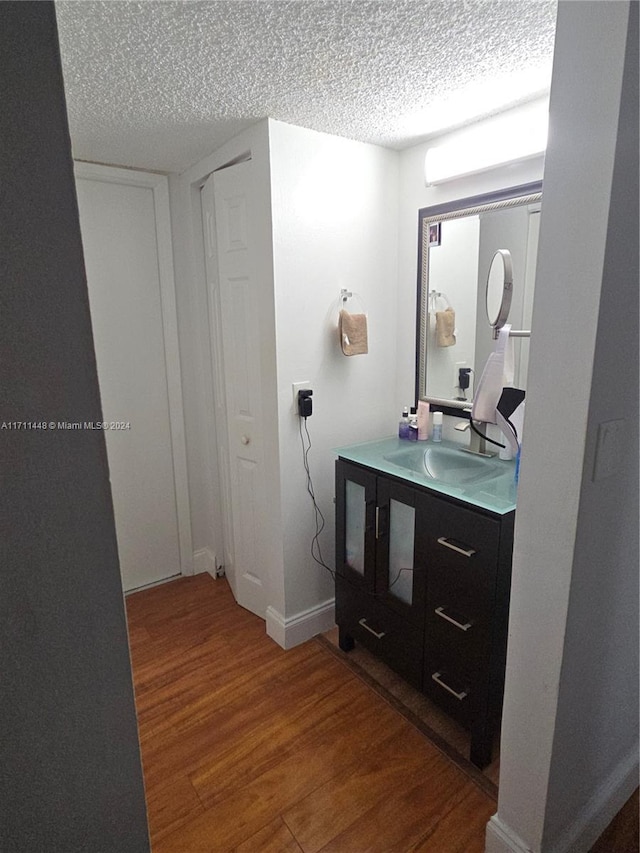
[435,606,472,632]
[432,672,468,701]
[375,507,380,540]
[437,536,476,558]
[358,617,385,639]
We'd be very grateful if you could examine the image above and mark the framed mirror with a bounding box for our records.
[416,181,542,413]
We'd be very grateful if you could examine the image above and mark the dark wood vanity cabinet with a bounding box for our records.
[335,458,515,769]
[334,461,427,690]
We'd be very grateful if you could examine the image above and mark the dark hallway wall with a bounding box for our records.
[0,3,149,850]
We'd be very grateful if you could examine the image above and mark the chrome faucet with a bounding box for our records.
[456,415,495,457]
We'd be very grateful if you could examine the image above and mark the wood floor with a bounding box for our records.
[126,574,497,852]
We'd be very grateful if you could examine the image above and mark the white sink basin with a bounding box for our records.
[383,444,501,486]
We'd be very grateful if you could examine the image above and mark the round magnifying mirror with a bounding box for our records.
[486,249,513,330]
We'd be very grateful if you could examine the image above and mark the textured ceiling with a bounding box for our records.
[55,0,557,174]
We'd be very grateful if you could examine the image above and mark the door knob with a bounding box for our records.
[241,435,250,445]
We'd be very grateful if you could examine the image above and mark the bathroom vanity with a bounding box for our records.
[334,436,516,769]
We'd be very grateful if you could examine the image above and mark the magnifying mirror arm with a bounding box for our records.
[492,327,531,340]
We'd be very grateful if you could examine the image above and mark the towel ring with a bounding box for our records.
[339,288,367,314]
[429,290,451,312]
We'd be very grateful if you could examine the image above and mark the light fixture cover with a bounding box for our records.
[425,100,549,185]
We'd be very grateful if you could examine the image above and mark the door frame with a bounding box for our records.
[74,162,194,578]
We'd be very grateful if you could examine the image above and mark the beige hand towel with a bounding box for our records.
[339,309,368,356]
[436,307,456,347]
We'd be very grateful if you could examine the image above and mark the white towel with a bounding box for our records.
[435,307,456,347]
[339,309,368,356]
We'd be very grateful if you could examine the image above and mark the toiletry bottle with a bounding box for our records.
[499,441,513,461]
[432,411,443,442]
[398,407,410,440]
[417,400,430,441]
[408,406,418,440]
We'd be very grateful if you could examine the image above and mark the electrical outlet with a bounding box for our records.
[292,381,312,414]
[453,362,468,389]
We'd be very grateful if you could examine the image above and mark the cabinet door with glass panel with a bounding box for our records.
[334,460,427,689]
[334,460,377,591]
[374,477,427,622]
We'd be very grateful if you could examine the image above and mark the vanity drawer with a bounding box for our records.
[419,493,501,592]
[423,637,489,729]
[427,569,495,624]
[422,663,478,729]
[425,598,491,672]
[336,577,423,690]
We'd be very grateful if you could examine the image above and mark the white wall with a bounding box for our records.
[268,119,399,623]
[487,3,638,852]
[396,105,546,419]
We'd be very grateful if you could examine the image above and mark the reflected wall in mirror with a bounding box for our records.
[416,182,542,411]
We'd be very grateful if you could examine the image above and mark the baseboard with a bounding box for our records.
[485,744,639,853]
[266,598,336,650]
[547,744,639,853]
[485,815,533,853]
[192,547,217,578]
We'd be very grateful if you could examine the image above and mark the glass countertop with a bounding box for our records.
[334,436,517,515]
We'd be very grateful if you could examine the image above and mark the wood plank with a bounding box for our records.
[315,760,480,853]
[143,774,205,847]
[410,784,496,852]
[156,695,410,851]
[283,726,452,853]
[127,575,497,852]
[232,817,303,853]
[188,676,370,806]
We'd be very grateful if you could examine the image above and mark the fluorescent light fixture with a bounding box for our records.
[425,100,549,185]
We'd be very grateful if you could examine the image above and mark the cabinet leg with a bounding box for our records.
[470,720,493,770]
[338,627,355,652]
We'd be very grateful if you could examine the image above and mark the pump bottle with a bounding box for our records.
[398,407,410,440]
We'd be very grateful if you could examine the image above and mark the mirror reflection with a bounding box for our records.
[486,249,513,329]
[417,182,542,410]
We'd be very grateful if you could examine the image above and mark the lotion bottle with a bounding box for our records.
[417,401,430,440]
[398,407,410,440]
[432,411,443,442]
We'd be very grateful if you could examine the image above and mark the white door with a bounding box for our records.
[201,161,267,618]
[76,168,189,592]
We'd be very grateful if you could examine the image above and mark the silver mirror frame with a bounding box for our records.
[416,181,542,413]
